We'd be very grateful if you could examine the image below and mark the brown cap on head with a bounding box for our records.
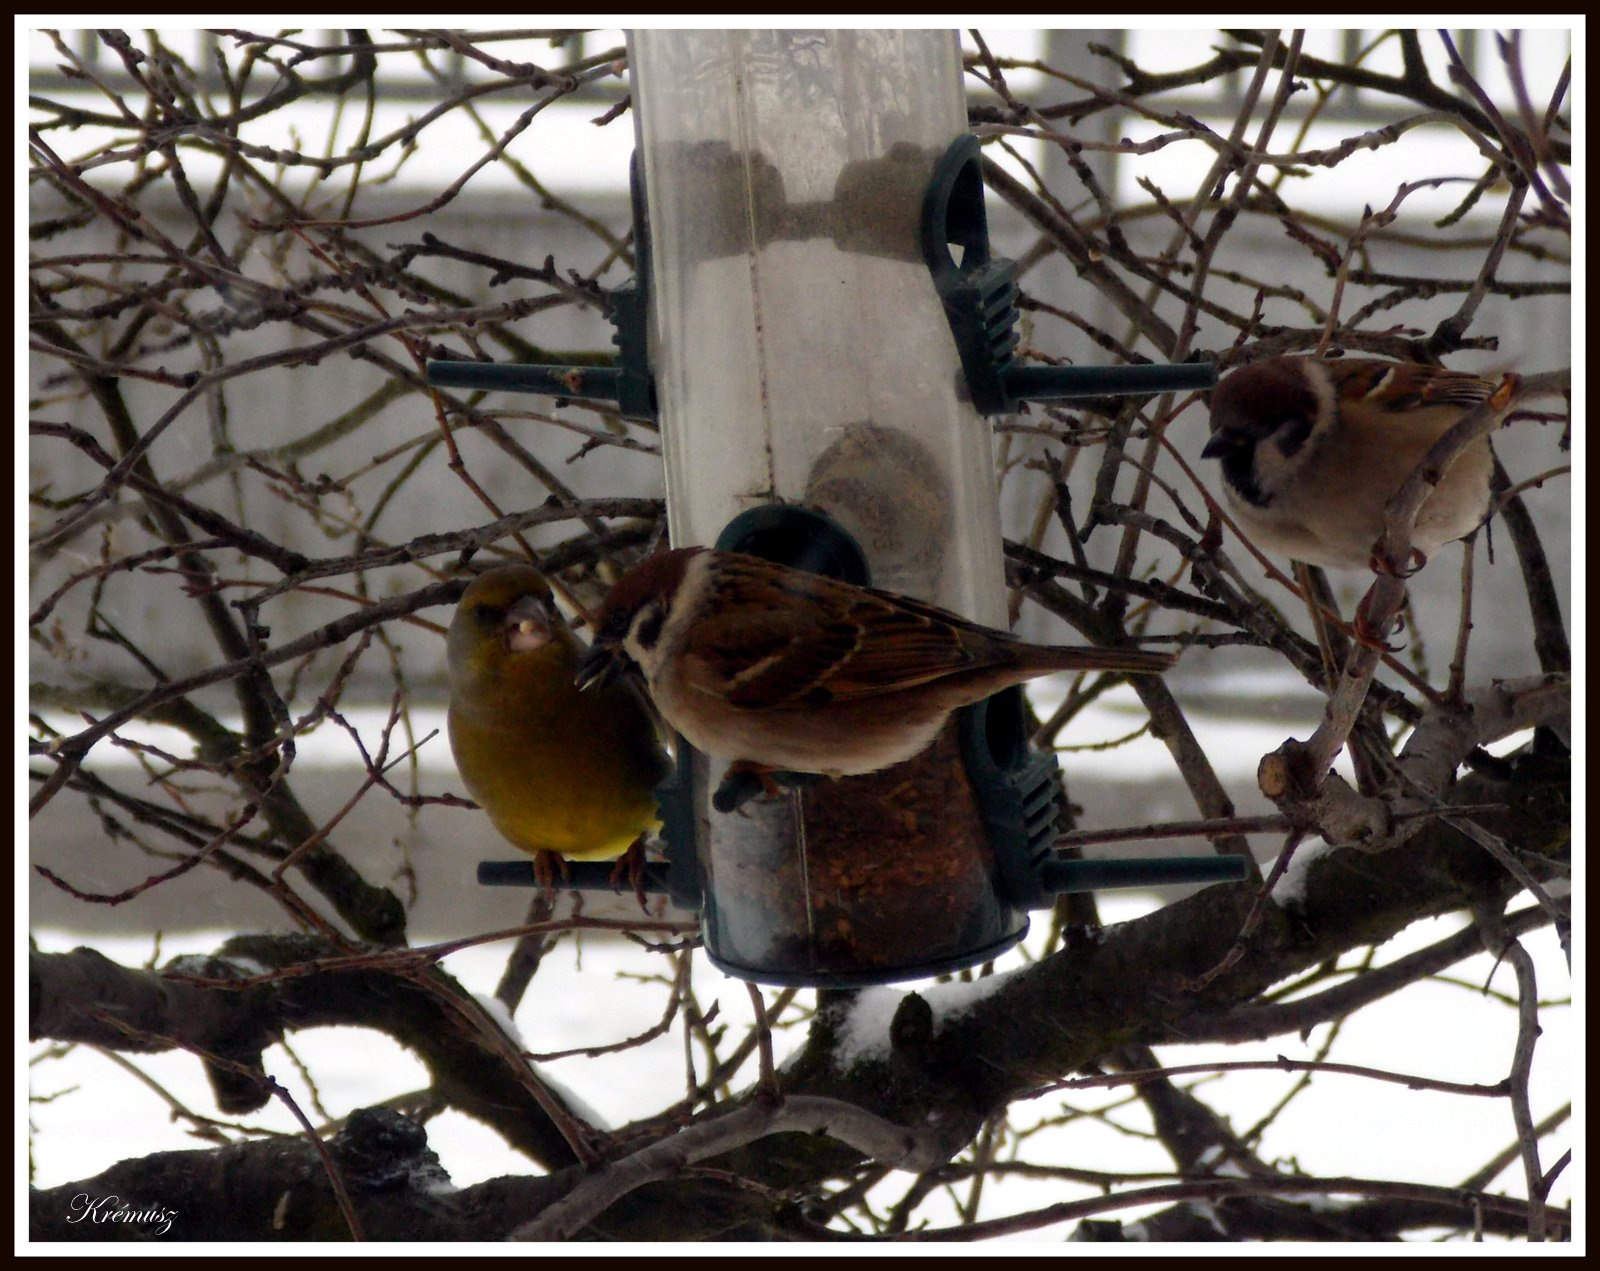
[591,549,702,641]
[1203,357,1320,451]
[576,547,704,690]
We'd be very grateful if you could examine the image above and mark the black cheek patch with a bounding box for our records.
[1221,448,1270,509]
[634,603,665,650]
[1275,414,1314,458]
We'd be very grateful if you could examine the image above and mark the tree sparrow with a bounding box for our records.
[447,566,671,897]
[574,548,1177,782]
[1200,356,1513,572]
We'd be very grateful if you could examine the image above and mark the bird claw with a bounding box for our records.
[533,848,570,896]
[712,763,822,813]
[1368,546,1427,579]
[607,836,650,913]
[1352,593,1407,652]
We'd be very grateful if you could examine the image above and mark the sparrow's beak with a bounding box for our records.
[574,641,621,692]
[1200,431,1237,461]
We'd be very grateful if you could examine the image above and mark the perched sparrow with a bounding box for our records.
[446,566,671,895]
[1201,356,1514,572]
[574,548,1177,782]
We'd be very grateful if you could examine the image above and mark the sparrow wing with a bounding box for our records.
[1326,359,1502,412]
[781,591,993,703]
[679,605,861,706]
[681,562,1002,708]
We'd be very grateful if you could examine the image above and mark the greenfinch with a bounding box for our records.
[446,565,671,892]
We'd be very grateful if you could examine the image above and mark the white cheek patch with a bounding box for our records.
[628,552,714,679]
[1253,438,1294,488]
[1250,428,1310,498]
[1252,361,1338,497]
[621,612,656,669]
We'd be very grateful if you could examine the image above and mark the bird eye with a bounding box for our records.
[473,602,497,624]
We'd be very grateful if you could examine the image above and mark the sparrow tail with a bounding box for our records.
[1022,645,1178,676]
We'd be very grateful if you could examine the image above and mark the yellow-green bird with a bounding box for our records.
[446,565,671,897]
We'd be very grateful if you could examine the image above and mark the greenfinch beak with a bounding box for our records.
[503,594,553,653]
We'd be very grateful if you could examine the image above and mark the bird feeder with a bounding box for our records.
[433,29,1241,987]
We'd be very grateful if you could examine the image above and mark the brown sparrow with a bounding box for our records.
[1201,356,1515,572]
[574,548,1177,782]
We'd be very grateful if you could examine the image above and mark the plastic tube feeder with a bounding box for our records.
[453,31,1244,985]
[632,30,1037,985]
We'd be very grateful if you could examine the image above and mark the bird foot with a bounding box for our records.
[533,849,571,897]
[1352,592,1406,653]
[712,763,822,814]
[607,836,650,913]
